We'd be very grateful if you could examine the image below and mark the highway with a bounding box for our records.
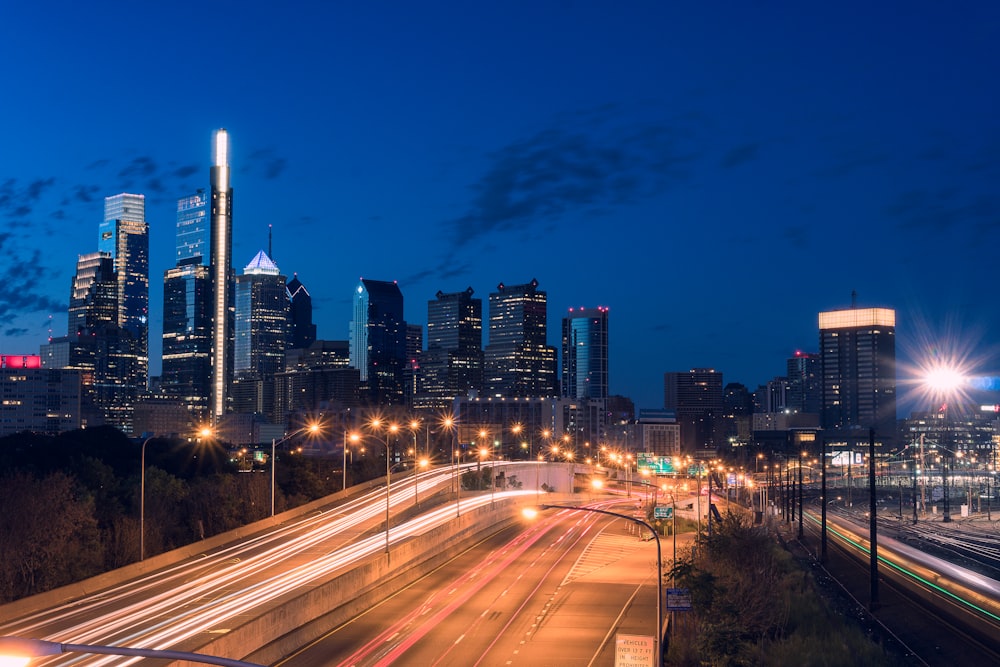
[0,463,541,666]
[274,498,664,667]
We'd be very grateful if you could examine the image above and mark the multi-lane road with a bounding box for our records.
[275,498,664,667]
[0,464,541,665]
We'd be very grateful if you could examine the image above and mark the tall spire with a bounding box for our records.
[210,128,234,421]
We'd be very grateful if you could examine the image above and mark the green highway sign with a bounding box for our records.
[636,453,676,474]
[654,506,673,519]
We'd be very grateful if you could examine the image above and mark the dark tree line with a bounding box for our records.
[0,427,347,603]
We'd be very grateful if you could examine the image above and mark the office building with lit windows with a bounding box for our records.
[664,368,725,454]
[484,279,557,397]
[161,191,214,416]
[417,287,484,409]
[819,306,897,447]
[100,193,149,394]
[232,250,290,418]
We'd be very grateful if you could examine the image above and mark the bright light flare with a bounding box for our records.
[924,366,966,393]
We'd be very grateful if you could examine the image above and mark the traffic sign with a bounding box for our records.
[654,506,673,519]
[637,453,675,474]
[666,588,692,611]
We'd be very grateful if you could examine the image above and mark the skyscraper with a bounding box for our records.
[175,189,209,265]
[210,129,234,420]
[819,307,897,446]
[561,306,609,402]
[417,287,484,407]
[287,274,317,350]
[664,368,725,454]
[786,350,821,415]
[350,279,406,406]
[232,250,289,419]
[100,193,149,391]
[484,279,557,397]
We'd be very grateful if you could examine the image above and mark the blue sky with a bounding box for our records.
[1,2,999,412]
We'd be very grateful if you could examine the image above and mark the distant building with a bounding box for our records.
[561,306,609,402]
[484,279,557,398]
[819,306,897,448]
[210,129,234,420]
[274,340,359,423]
[286,273,317,350]
[0,355,81,436]
[664,368,724,454]
[100,193,150,391]
[637,409,680,457]
[416,287,484,410]
[786,351,821,415]
[232,250,290,420]
[161,192,213,419]
[350,279,406,406]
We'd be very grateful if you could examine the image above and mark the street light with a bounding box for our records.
[344,431,360,491]
[139,434,156,562]
[442,416,460,517]
[141,427,213,561]
[0,636,263,667]
[523,505,664,667]
[369,419,399,559]
[271,422,322,517]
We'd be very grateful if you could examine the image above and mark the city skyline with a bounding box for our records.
[2,3,1000,411]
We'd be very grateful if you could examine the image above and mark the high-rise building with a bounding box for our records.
[417,287,484,408]
[349,279,406,406]
[161,263,212,412]
[664,368,725,454]
[786,351,821,415]
[819,307,897,446]
[287,274,317,350]
[561,306,609,402]
[100,193,149,391]
[484,279,557,397]
[210,129,234,420]
[176,189,209,264]
[232,250,289,419]
[161,191,214,417]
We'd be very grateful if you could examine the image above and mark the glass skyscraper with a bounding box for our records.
[350,279,406,406]
[100,193,149,390]
[561,306,609,402]
[176,189,209,265]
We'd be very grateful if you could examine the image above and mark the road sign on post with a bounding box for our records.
[654,505,673,519]
[666,588,692,611]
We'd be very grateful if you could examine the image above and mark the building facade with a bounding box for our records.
[233,250,289,419]
[349,279,406,406]
[819,306,897,447]
[417,287,484,409]
[664,368,725,454]
[484,279,557,398]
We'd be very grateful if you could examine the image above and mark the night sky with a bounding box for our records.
[2,2,999,413]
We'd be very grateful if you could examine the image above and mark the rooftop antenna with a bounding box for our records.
[851,290,857,308]
[268,224,273,260]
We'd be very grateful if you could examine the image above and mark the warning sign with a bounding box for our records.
[615,633,654,667]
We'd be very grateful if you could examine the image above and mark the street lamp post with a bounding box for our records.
[139,435,155,561]
[271,423,321,517]
[0,636,264,667]
[523,505,664,667]
[344,431,360,491]
[370,419,399,560]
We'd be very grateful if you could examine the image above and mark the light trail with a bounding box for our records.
[0,462,542,665]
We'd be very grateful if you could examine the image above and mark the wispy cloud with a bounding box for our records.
[444,119,695,251]
[244,148,287,180]
[721,143,759,168]
[0,177,56,220]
